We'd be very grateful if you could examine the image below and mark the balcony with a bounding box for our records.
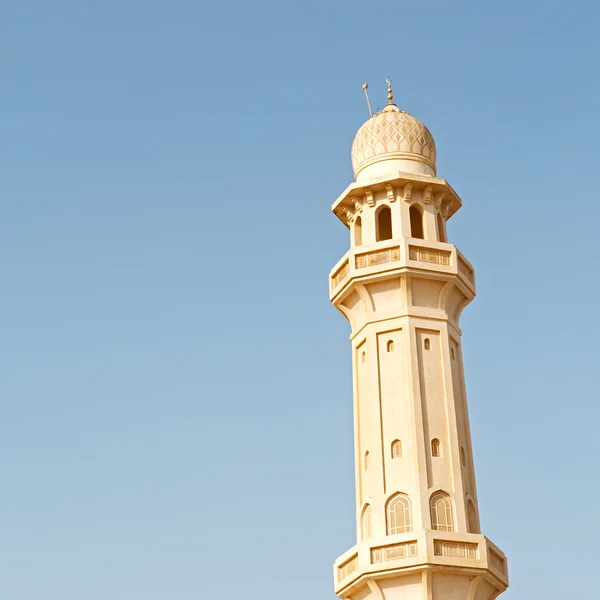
[329,238,475,299]
[333,531,507,597]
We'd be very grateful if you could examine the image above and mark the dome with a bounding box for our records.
[351,103,437,181]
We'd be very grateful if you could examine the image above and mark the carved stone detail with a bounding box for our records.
[403,183,413,203]
[351,196,363,214]
[423,185,433,205]
[385,184,396,203]
[364,188,375,207]
[434,191,446,210]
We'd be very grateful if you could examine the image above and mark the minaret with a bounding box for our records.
[330,81,509,600]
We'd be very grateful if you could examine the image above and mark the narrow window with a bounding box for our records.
[361,351,366,364]
[409,205,424,239]
[376,206,393,241]
[364,451,369,471]
[386,340,394,352]
[424,338,431,351]
[361,504,373,539]
[451,348,455,360]
[467,500,478,533]
[431,438,441,457]
[461,447,466,466]
[437,212,447,243]
[354,216,363,246]
[430,491,454,532]
[386,493,413,534]
[391,439,402,458]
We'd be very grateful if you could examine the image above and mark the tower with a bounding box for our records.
[329,84,509,600]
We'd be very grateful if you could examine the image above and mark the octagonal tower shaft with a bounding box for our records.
[329,171,508,600]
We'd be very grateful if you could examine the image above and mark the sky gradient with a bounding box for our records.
[1,2,599,599]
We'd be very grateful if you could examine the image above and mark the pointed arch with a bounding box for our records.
[430,491,454,531]
[386,339,394,352]
[361,504,373,540]
[386,492,413,534]
[376,205,393,241]
[391,439,402,458]
[431,438,441,457]
[409,205,424,239]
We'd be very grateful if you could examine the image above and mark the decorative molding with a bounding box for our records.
[351,196,363,214]
[403,183,413,203]
[434,191,446,210]
[385,184,396,203]
[442,200,456,219]
[343,208,354,223]
[364,188,375,207]
[423,185,433,205]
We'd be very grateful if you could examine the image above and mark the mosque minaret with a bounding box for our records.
[329,81,509,600]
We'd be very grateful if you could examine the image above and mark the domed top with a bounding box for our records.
[351,103,437,181]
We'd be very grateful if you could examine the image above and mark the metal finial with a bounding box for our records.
[386,77,393,104]
[362,83,373,117]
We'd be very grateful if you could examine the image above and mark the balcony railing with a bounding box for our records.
[329,239,464,294]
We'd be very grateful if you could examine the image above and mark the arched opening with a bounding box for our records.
[364,451,369,471]
[409,205,424,239]
[431,438,441,457]
[424,338,431,351]
[376,206,393,241]
[386,340,394,352]
[361,504,373,540]
[437,212,446,242]
[391,439,402,458]
[361,351,366,364]
[430,491,454,532]
[386,493,413,534]
[451,348,455,360]
[460,447,466,466]
[354,216,363,246]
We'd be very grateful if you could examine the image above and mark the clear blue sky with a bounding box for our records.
[1,2,598,599]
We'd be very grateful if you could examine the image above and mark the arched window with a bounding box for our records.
[354,216,363,246]
[437,213,446,243]
[460,447,466,466]
[386,493,413,534]
[409,205,424,239]
[361,504,373,540]
[451,348,455,360]
[431,438,441,457]
[424,338,431,351]
[361,351,366,364]
[376,206,393,241]
[364,451,369,471]
[430,491,454,532]
[391,439,402,458]
[386,340,394,352]
[467,500,478,534]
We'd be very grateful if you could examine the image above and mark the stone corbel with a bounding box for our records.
[434,191,446,210]
[385,184,396,203]
[442,200,455,219]
[343,207,354,223]
[403,183,412,203]
[364,188,375,207]
[423,185,433,205]
[350,196,363,214]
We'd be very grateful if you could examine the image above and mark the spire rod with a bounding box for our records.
[386,77,393,104]
[362,83,373,117]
